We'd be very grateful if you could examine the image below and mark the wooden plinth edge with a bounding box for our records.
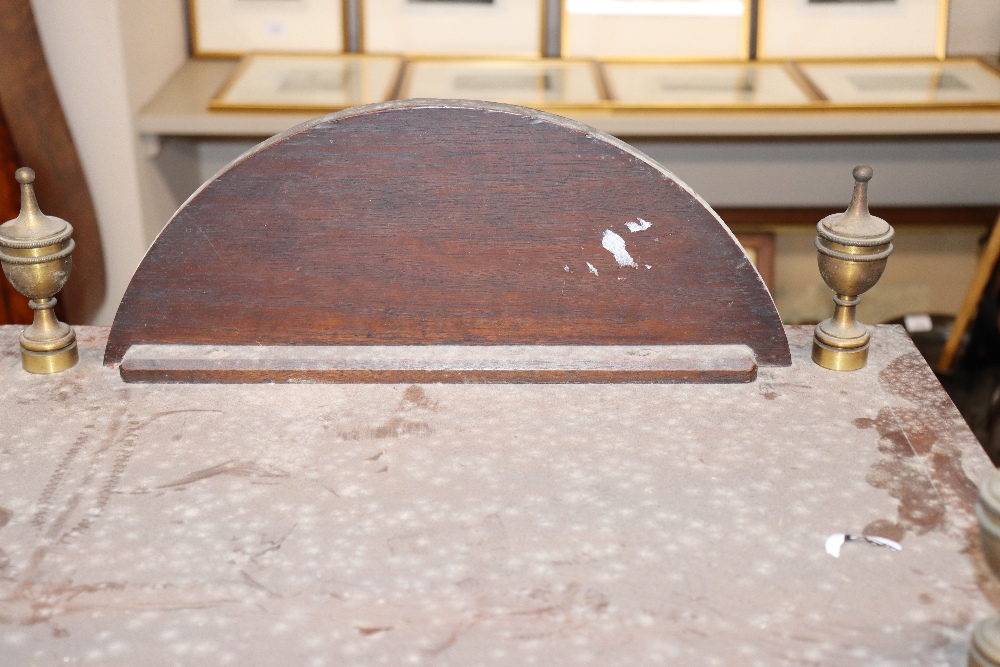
[118,344,758,384]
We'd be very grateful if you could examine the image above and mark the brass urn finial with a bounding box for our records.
[970,471,1000,666]
[812,165,894,371]
[0,167,78,373]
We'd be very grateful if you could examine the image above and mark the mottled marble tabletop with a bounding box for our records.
[0,325,995,666]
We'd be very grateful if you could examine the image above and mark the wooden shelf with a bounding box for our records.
[137,59,1000,139]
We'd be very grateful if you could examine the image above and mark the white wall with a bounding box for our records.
[116,1,190,249]
[30,0,152,325]
[948,0,1000,55]
[634,138,1000,207]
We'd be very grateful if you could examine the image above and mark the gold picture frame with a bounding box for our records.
[562,0,753,60]
[209,53,403,112]
[757,0,950,60]
[189,0,347,57]
[361,0,546,57]
[797,57,1000,108]
[398,57,607,110]
[602,61,814,109]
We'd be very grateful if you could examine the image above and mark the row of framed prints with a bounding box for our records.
[191,0,952,61]
[210,55,1000,112]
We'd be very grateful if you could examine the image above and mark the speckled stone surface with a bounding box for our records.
[0,325,995,666]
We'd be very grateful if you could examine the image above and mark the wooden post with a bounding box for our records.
[938,211,1000,372]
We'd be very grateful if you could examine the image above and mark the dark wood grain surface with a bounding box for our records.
[0,0,106,324]
[0,103,32,325]
[105,100,789,368]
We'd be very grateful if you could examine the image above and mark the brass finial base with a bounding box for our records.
[811,338,868,371]
[971,472,1000,666]
[21,342,78,374]
[812,293,870,371]
[18,297,77,374]
[970,617,1000,667]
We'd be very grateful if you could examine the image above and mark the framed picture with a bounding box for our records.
[603,62,813,108]
[190,0,346,57]
[798,59,1000,107]
[562,0,752,60]
[757,0,949,59]
[209,54,403,111]
[361,0,544,56]
[398,58,605,108]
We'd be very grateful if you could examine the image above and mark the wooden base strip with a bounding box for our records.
[119,344,757,384]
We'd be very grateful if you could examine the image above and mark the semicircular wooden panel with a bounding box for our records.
[105,100,789,368]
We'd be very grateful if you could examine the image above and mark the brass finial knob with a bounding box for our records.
[811,165,894,371]
[970,470,1000,666]
[0,167,78,373]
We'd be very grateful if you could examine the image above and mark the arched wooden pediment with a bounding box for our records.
[105,100,789,379]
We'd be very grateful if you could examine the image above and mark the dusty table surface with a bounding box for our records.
[0,325,995,666]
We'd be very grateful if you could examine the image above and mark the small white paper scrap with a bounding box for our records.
[825,533,847,558]
[825,533,902,558]
[863,535,902,551]
[903,314,934,333]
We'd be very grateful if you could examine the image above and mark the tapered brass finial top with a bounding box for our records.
[817,165,893,246]
[0,167,73,246]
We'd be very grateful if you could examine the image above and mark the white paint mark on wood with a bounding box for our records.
[587,262,599,276]
[601,230,638,269]
[625,218,652,233]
